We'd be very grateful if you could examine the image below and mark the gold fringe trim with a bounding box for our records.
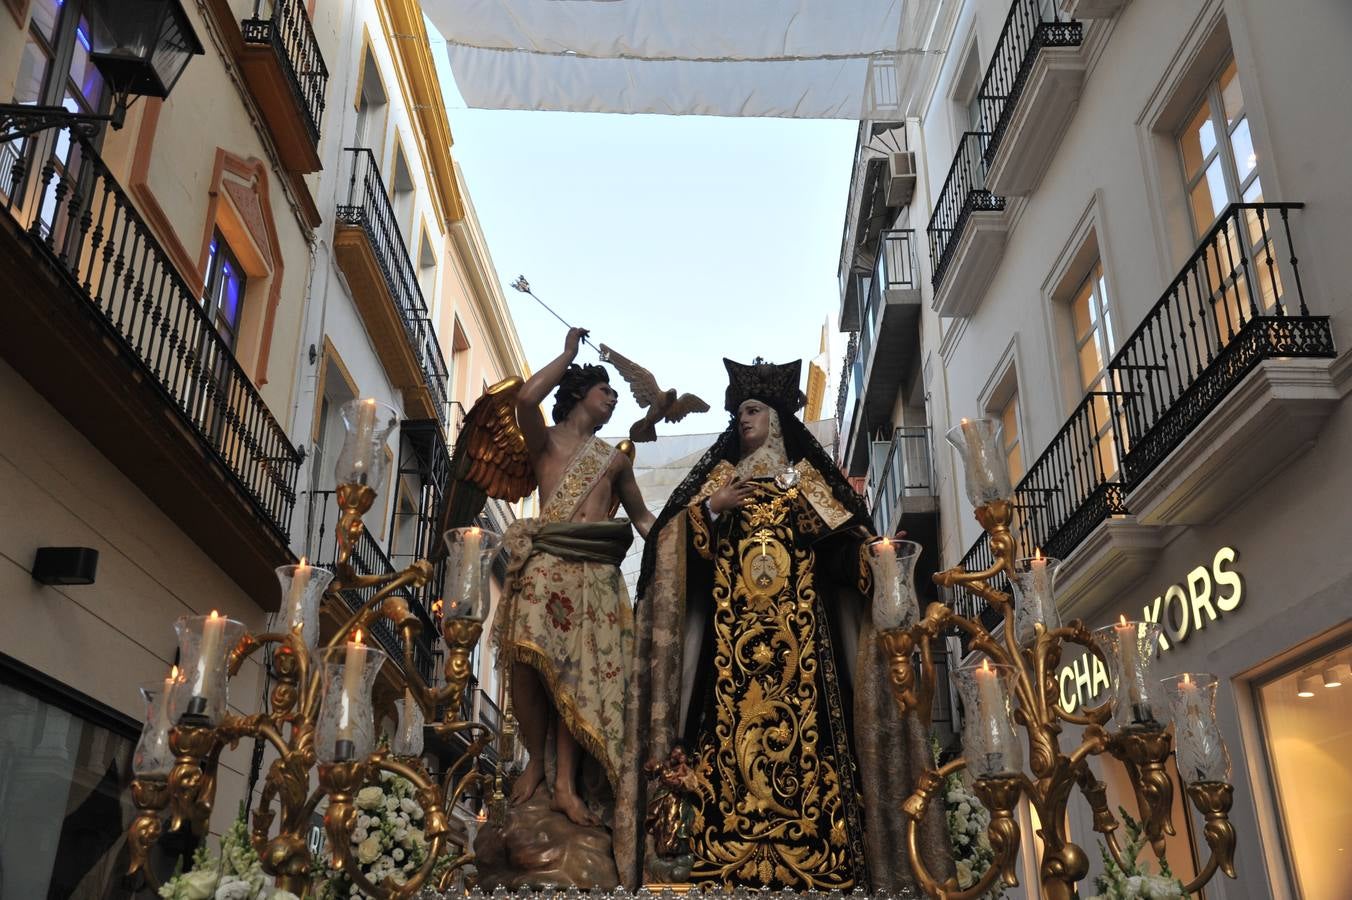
[501,638,622,792]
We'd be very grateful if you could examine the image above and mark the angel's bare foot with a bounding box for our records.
[551,788,600,827]
[510,759,544,805]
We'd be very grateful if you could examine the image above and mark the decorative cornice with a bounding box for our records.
[378,0,466,227]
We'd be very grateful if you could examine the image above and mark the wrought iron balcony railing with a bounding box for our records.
[0,120,300,538]
[309,489,436,681]
[869,426,935,536]
[1106,202,1334,486]
[952,202,1334,645]
[337,148,450,425]
[834,331,860,460]
[976,0,1083,165]
[241,0,328,144]
[926,131,1006,289]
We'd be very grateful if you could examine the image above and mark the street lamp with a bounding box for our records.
[0,0,204,142]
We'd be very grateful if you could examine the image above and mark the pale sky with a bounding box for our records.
[432,31,856,438]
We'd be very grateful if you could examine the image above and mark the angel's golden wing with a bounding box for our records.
[665,392,710,423]
[600,343,663,408]
[438,377,536,535]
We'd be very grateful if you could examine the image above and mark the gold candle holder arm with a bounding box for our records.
[903,759,1025,899]
[127,778,171,889]
[1179,781,1238,892]
[1106,726,1177,856]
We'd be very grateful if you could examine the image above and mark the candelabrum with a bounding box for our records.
[126,398,499,899]
[867,417,1238,900]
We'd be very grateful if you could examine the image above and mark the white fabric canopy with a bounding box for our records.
[427,0,956,119]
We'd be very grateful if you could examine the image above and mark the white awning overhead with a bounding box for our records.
[427,0,957,119]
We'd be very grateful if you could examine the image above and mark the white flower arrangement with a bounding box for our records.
[1086,810,1188,900]
[317,770,444,900]
[157,812,299,900]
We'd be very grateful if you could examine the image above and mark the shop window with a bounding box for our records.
[0,657,141,898]
[1256,641,1352,899]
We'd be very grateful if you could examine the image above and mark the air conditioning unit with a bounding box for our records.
[885,151,917,208]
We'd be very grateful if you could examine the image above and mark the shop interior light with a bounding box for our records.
[1297,673,1321,698]
[1323,662,1352,688]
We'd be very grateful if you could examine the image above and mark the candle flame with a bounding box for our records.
[432,599,443,616]
[981,658,992,672]
[1183,672,1192,686]
[363,398,376,407]
[1118,614,1129,627]
[352,629,363,645]
[209,609,220,621]
[298,556,308,568]
[960,417,970,426]
[468,527,480,536]
[170,665,179,679]
[1034,547,1044,560]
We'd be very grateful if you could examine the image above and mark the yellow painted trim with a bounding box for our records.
[312,336,361,445]
[377,0,466,226]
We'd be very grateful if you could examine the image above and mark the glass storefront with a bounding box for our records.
[0,665,138,899]
[1256,641,1352,899]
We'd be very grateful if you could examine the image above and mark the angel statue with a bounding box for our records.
[613,358,953,893]
[441,327,654,886]
[599,343,710,442]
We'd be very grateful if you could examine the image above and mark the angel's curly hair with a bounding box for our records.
[551,363,611,425]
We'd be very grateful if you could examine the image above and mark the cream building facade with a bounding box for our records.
[0,0,524,893]
[836,0,1352,895]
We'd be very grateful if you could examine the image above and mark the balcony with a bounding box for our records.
[1109,203,1336,525]
[334,148,450,426]
[978,0,1084,196]
[308,489,437,682]
[207,0,328,175]
[951,203,1335,626]
[389,418,452,617]
[868,426,937,535]
[0,120,301,604]
[838,123,912,332]
[927,132,1008,317]
[842,230,923,473]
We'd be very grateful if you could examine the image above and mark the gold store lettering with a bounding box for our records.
[1057,546,1242,712]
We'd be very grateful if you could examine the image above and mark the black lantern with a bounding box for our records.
[85,0,205,102]
[0,0,203,142]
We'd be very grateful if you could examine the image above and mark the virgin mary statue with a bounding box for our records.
[614,358,950,892]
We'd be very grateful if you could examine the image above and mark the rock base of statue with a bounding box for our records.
[473,793,620,890]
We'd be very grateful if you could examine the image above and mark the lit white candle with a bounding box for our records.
[975,657,1003,716]
[195,610,226,701]
[1115,616,1148,723]
[337,629,366,755]
[875,537,899,602]
[158,666,178,730]
[1030,549,1050,604]
[453,527,483,618]
[284,558,311,634]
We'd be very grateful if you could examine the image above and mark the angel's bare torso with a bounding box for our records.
[534,427,621,523]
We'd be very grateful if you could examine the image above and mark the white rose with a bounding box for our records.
[214,879,254,900]
[355,787,384,810]
[407,828,426,850]
[411,805,424,820]
[400,797,419,814]
[383,796,399,812]
[946,790,963,804]
[356,835,383,865]
[270,893,301,900]
[392,848,405,862]
[955,860,974,888]
[176,870,220,900]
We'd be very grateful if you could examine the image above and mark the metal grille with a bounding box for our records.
[242,0,329,143]
[926,132,1006,289]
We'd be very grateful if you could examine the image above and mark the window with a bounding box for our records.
[1070,262,1120,480]
[1256,640,1352,899]
[202,232,248,351]
[417,229,437,306]
[390,142,416,248]
[353,46,387,159]
[0,658,141,898]
[1179,58,1259,237]
[997,392,1023,484]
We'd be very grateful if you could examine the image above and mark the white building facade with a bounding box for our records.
[836,0,1352,895]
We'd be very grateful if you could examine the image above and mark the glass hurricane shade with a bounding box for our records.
[952,661,1023,778]
[172,613,246,727]
[274,562,333,649]
[864,537,922,631]
[1011,554,1062,645]
[84,0,204,99]
[317,640,386,763]
[1161,673,1232,783]
[132,681,177,778]
[334,398,399,489]
[393,694,426,758]
[1094,620,1166,730]
[441,527,502,621]
[945,418,1013,507]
